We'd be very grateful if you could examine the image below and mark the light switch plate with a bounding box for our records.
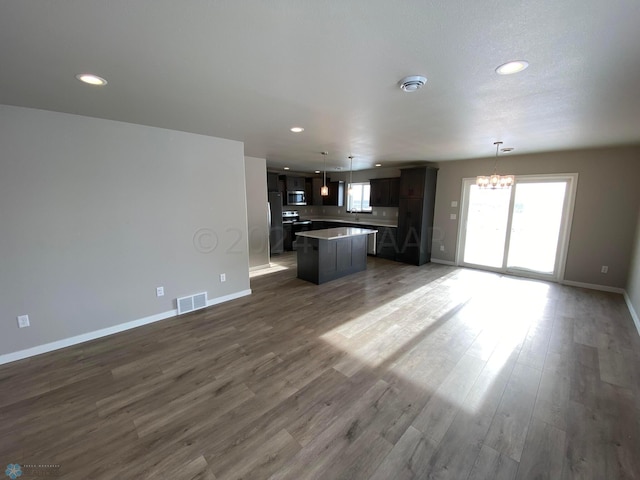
[451,201,458,207]
[450,213,457,220]
[17,315,30,328]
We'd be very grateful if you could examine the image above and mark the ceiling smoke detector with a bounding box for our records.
[399,75,427,92]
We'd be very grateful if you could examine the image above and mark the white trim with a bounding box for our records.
[249,264,271,272]
[561,280,624,294]
[457,173,578,283]
[0,289,252,366]
[430,258,456,266]
[623,290,640,336]
[206,289,252,307]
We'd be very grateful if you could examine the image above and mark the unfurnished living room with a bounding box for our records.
[1,2,640,480]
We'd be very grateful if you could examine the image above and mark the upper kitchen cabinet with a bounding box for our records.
[267,172,280,192]
[399,167,427,198]
[323,180,345,207]
[306,177,325,206]
[281,175,306,191]
[370,177,400,207]
[396,167,438,266]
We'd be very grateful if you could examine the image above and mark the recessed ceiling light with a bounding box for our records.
[290,127,304,133]
[75,73,107,86]
[315,170,320,174]
[399,75,427,92]
[495,61,529,75]
[375,163,382,167]
[501,147,514,153]
[283,167,290,170]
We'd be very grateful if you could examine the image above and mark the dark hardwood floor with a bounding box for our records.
[1,252,639,479]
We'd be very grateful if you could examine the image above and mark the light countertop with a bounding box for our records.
[305,217,397,228]
[295,227,378,240]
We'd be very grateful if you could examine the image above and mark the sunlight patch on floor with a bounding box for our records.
[320,269,555,414]
[249,264,289,278]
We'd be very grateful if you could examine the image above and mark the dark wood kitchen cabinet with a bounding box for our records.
[399,168,426,198]
[267,172,279,192]
[370,177,400,207]
[396,166,438,266]
[376,226,398,260]
[281,175,306,191]
[323,181,345,207]
[307,177,325,206]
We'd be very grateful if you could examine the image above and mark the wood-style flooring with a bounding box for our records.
[1,252,639,479]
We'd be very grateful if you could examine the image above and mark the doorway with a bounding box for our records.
[457,174,578,281]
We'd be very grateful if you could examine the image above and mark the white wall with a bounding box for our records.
[0,105,250,359]
[244,156,270,270]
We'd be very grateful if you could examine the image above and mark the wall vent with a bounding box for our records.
[177,292,208,315]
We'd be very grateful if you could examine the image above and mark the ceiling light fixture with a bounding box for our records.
[321,152,329,197]
[283,167,290,170]
[495,60,529,75]
[290,127,304,133]
[399,75,427,92]
[375,163,382,167]
[75,73,107,86]
[315,170,320,174]
[476,142,514,189]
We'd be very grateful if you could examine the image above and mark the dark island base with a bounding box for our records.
[296,235,368,284]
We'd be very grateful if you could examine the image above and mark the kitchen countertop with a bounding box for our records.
[306,217,397,228]
[295,227,378,240]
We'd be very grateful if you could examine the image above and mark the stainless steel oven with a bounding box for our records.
[286,190,306,206]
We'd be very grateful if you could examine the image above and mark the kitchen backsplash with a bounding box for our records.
[293,205,399,224]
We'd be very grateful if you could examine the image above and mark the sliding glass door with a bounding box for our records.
[457,174,577,281]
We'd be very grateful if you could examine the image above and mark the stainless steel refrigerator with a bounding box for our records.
[268,191,284,255]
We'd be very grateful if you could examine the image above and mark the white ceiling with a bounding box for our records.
[1,1,639,172]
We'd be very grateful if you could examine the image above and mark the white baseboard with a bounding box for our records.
[430,258,456,266]
[206,289,252,307]
[623,290,640,336]
[0,289,252,366]
[561,280,625,294]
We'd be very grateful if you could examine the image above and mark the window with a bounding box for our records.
[347,182,372,212]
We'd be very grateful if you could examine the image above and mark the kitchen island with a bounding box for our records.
[295,227,378,284]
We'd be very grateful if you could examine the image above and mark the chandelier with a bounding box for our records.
[476,141,514,188]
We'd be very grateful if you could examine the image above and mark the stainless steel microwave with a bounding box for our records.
[287,190,306,205]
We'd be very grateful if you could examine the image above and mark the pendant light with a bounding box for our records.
[348,155,354,212]
[476,142,514,189]
[321,152,329,196]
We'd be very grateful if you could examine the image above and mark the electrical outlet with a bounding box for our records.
[450,213,457,220]
[220,273,226,282]
[601,266,608,274]
[17,315,30,328]
[440,245,445,251]
[156,286,164,297]
[451,201,458,207]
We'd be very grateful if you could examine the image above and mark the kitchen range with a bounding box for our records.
[282,210,312,251]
